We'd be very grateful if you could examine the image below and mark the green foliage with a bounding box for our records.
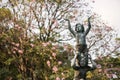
[0,8,12,21]
[91,56,120,80]
[115,38,120,41]
[0,25,73,79]
[91,70,108,80]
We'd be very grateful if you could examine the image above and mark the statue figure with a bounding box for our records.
[65,17,91,67]
[65,17,96,80]
[65,17,91,52]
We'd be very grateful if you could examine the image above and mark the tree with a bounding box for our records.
[0,0,119,80]
[0,0,94,80]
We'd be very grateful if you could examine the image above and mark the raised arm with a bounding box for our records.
[65,19,76,37]
[84,17,91,36]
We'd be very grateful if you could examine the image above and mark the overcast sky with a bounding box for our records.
[92,0,120,36]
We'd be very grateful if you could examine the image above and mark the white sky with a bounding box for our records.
[92,0,120,37]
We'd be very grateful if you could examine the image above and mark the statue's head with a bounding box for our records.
[75,23,84,33]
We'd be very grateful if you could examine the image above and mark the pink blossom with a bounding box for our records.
[58,61,62,65]
[52,53,56,58]
[53,45,59,49]
[73,10,78,14]
[13,51,16,54]
[42,42,50,47]
[61,72,65,76]
[97,56,102,60]
[15,43,19,47]
[94,28,101,33]
[106,73,112,78]
[61,77,65,80]
[15,24,19,27]
[18,50,23,54]
[13,47,18,51]
[106,26,112,31]
[15,25,21,30]
[52,66,58,73]
[64,45,68,50]
[52,46,56,50]
[98,69,102,73]
[56,77,60,80]
[97,64,102,68]
[32,0,35,2]
[12,42,19,47]
[42,43,47,47]
[54,20,59,27]
[46,60,50,67]
[112,74,118,78]
[11,42,15,45]
[30,43,34,47]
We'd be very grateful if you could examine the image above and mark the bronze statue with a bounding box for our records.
[65,17,91,52]
[65,17,91,66]
[65,17,96,80]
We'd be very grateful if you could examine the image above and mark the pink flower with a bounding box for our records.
[61,72,65,76]
[106,26,112,31]
[11,42,20,47]
[13,47,18,51]
[52,66,58,73]
[15,25,21,30]
[42,42,50,47]
[11,42,15,45]
[15,43,19,47]
[56,77,60,80]
[54,20,59,27]
[46,60,51,67]
[32,0,35,2]
[106,73,112,78]
[30,43,34,47]
[112,74,118,78]
[46,42,50,45]
[52,53,56,58]
[13,51,16,54]
[64,45,68,50]
[52,47,56,50]
[42,43,47,47]
[97,64,102,68]
[94,28,101,33]
[61,77,65,80]
[58,61,62,65]
[18,50,23,54]
[98,69,102,73]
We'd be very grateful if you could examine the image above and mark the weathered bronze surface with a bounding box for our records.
[65,17,96,80]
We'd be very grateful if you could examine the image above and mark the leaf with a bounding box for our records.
[0,8,12,21]
[4,57,16,65]
[115,38,120,41]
